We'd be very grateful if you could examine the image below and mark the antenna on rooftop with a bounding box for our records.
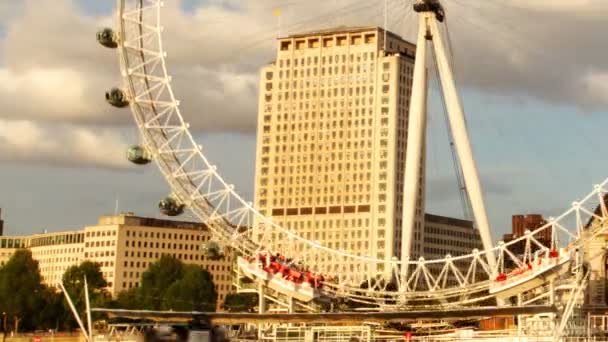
[273,8,282,38]
[114,195,120,216]
[383,0,388,51]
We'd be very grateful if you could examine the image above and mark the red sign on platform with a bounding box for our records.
[33,337,41,342]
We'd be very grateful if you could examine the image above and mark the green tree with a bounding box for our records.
[139,255,184,310]
[223,293,258,312]
[61,261,110,330]
[0,250,47,332]
[161,265,216,312]
[114,257,217,312]
[113,287,140,310]
[33,288,64,331]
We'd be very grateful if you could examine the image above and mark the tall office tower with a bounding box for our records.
[253,27,425,274]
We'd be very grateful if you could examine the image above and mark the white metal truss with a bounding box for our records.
[113,0,608,322]
[401,5,496,271]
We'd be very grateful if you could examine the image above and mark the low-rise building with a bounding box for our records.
[503,214,552,245]
[0,213,235,311]
[422,213,483,259]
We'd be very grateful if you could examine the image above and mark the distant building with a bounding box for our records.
[422,213,483,283]
[509,214,551,243]
[0,214,234,311]
[501,214,552,266]
[423,214,483,258]
[253,26,422,274]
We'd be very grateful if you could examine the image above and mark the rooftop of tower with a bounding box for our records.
[282,25,413,45]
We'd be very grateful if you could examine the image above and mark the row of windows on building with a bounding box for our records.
[85,230,117,237]
[38,256,80,265]
[1,235,89,250]
[125,240,201,251]
[0,239,26,249]
[268,93,383,106]
[270,82,381,95]
[265,107,386,121]
[30,234,84,247]
[287,177,376,194]
[265,88,382,103]
[262,189,390,206]
[125,230,205,241]
[273,64,378,80]
[265,183,375,196]
[426,227,479,239]
[279,218,374,231]
[122,252,224,268]
[265,88,379,111]
[33,247,83,255]
[264,185,386,200]
[264,116,387,129]
[260,171,377,189]
[269,83,389,100]
[261,160,386,178]
[261,189,376,204]
[424,236,480,250]
[267,122,383,138]
[262,195,375,207]
[270,80,379,95]
[276,51,378,68]
[261,155,390,170]
[85,240,116,248]
[263,122,390,137]
[263,153,380,168]
[261,127,389,144]
[261,143,380,159]
[262,173,374,188]
[124,249,206,259]
[84,250,116,258]
[261,170,376,182]
[261,132,382,146]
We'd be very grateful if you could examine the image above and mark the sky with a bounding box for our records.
[0,0,607,240]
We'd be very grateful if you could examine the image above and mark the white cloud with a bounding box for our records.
[0,119,130,169]
[509,0,606,13]
[442,0,608,109]
[581,72,608,106]
[0,67,90,120]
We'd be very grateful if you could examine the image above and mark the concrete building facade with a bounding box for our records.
[0,214,234,311]
[422,213,483,283]
[422,213,483,259]
[253,27,424,273]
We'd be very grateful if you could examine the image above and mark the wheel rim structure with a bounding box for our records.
[114,0,608,309]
